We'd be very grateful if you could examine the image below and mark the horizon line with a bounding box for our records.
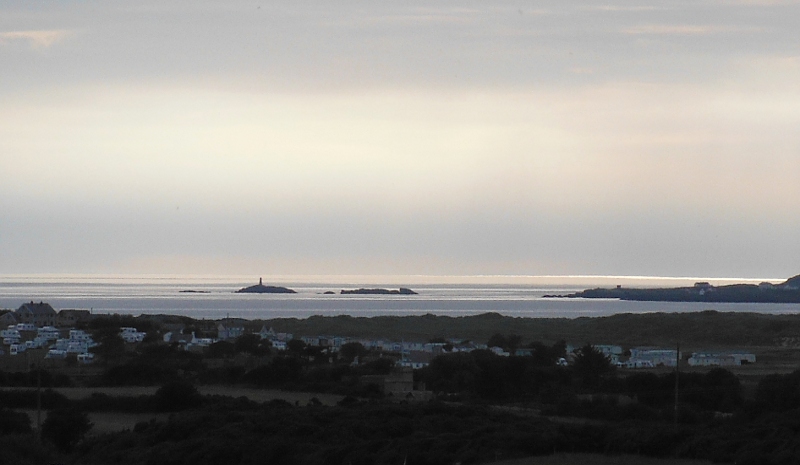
[0,273,787,283]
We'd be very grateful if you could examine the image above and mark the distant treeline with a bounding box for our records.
[568,284,800,303]
[89,309,800,349]
[248,311,800,347]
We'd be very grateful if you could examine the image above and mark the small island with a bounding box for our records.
[557,274,800,303]
[340,288,417,295]
[235,278,296,294]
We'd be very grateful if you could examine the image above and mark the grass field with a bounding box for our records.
[492,453,717,465]
[35,385,343,405]
[16,386,344,435]
[19,408,169,435]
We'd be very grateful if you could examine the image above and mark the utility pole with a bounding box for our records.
[674,342,680,428]
[36,362,42,439]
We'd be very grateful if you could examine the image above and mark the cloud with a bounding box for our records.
[715,0,800,4]
[622,24,759,35]
[0,30,71,48]
[583,5,669,12]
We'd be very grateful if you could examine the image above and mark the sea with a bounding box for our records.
[1,274,798,320]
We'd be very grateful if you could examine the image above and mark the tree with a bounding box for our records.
[90,326,126,364]
[572,344,613,388]
[154,380,203,412]
[339,342,368,362]
[208,340,235,358]
[487,333,506,349]
[487,334,522,353]
[756,370,800,411]
[0,408,31,434]
[234,333,271,356]
[41,408,92,452]
[287,339,306,355]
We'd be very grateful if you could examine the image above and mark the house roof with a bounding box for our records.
[59,309,91,316]
[17,301,57,315]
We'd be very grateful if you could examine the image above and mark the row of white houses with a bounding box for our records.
[591,345,756,369]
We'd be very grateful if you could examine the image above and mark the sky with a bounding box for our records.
[1,0,799,280]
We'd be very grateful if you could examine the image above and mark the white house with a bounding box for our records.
[120,327,146,343]
[489,346,510,357]
[688,351,756,367]
[217,323,244,341]
[627,348,681,368]
[399,351,435,369]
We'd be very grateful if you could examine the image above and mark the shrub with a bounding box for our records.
[154,380,203,412]
[41,407,93,452]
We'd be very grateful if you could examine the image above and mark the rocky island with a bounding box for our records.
[340,287,417,295]
[557,274,800,303]
[235,278,296,294]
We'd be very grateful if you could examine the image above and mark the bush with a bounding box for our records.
[154,380,203,412]
[41,407,93,452]
[0,408,32,434]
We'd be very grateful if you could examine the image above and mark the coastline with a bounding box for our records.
[1,275,798,320]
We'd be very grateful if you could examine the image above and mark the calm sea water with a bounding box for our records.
[0,275,797,320]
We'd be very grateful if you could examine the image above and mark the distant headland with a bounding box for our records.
[553,274,800,303]
[235,278,297,294]
[340,288,417,295]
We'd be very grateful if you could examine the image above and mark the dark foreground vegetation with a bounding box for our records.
[4,371,800,465]
[4,344,800,463]
[4,311,800,464]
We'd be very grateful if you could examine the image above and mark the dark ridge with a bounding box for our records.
[235,278,296,294]
[340,288,417,295]
[556,273,800,303]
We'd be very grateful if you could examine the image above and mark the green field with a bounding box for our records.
[494,454,716,465]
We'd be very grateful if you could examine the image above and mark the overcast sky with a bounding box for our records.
[1,0,799,279]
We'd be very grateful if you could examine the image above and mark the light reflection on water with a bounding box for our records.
[0,275,797,320]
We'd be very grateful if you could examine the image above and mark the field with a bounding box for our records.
[494,453,716,465]
[16,386,345,435]
[45,385,343,405]
[20,409,170,434]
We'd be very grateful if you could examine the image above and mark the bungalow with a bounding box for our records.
[163,331,193,346]
[593,345,623,364]
[58,309,92,327]
[217,323,244,341]
[399,351,435,369]
[0,310,18,328]
[627,348,681,368]
[258,326,276,340]
[688,351,756,367]
[362,367,415,396]
[489,346,510,357]
[120,327,146,343]
[270,340,287,351]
